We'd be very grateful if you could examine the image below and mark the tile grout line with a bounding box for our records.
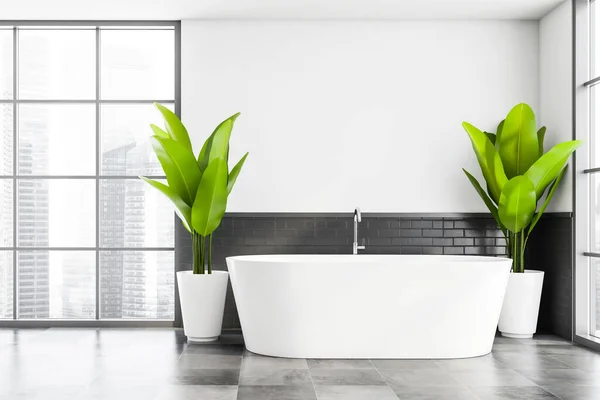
[305,359,319,400]
[368,359,399,399]
[237,349,247,398]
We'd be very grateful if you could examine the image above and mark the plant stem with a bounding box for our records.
[192,231,203,274]
[207,234,213,274]
[512,232,518,273]
[199,234,205,274]
[520,229,525,273]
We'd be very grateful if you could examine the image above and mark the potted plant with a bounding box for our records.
[463,103,580,338]
[141,103,248,342]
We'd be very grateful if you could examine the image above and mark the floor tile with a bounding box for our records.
[0,385,87,400]
[518,335,573,346]
[470,386,559,399]
[543,383,600,400]
[391,386,479,400]
[177,354,243,369]
[1,329,598,400]
[514,368,600,386]
[492,352,573,370]
[236,385,317,400]
[491,344,544,355]
[307,359,373,369]
[310,369,387,385]
[435,355,508,372]
[239,368,312,386]
[183,344,244,356]
[171,369,240,385]
[538,345,597,357]
[449,369,536,387]
[379,369,461,388]
[493,336,523,345]
[210,334,245,345]
[155,384,238,400]
[551,353,600,372]
[371,359,440,370]
[88,370,172,387]
[314,385,399,400]
[241,356,308,370]
[78,385,163,400]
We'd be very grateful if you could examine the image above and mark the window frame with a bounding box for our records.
[574,0,600,349]
[0,20,181,327]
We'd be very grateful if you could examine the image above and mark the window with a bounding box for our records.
[0,23,178,321]
[575,0,600,343]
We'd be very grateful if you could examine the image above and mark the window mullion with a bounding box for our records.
[95,27,101,321]
[12,26,17,320]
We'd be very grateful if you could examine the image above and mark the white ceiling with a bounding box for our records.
[0,0,566,20]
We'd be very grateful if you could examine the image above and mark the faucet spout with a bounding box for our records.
[353,208,365,255]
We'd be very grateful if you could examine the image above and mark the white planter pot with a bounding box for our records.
[498,270,544,339]
[177,270,229,343]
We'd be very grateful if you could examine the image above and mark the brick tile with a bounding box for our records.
[465,247,485,255]
[401,229,424,237]
[368,219,391,229]
[433,238,453,246]
[379,229,400,238]
[411,220,433,229]
[411,238,433,246]
[444,230,464,238]
[454,238,474,246]
[423,247,443,255]
[422,229,443,237]
[369,237,392,246]
[391,238,412,246]
[444,247,464,255]
[465,229,484,237]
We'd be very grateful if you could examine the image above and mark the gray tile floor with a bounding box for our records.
[0,329,599,399]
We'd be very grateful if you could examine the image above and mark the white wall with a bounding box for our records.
[539,1,573,212]
[182,20,539,212]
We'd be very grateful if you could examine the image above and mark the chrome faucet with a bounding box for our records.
[353,207,366,255]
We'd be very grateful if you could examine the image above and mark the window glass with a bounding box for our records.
[19,30,96,100]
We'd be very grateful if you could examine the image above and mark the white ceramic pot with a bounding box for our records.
[498,270,544,339]
[177,270,229,343]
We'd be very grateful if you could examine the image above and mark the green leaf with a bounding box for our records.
[495,120,505,149]
[484,132,496,145]
[524,140,582,199]
[527,167,567,239]
[228,152,249,194]
[209,119,234,163]
[151,136,201,206]
[462,121,508,203]
[154,103,193,152]
[197,135,214,173]
[140,177,192,232]
[537,126,546,157]
[150,124,169,139]
[197,113,241,172]
[498,175,537,233]
[191,157,229,236]
[498,103,540,178]
[463,169,506,236]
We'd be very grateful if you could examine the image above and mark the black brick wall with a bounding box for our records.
[526,216,573,340]
[176,213,573,340]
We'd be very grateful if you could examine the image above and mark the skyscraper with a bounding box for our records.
[99,143,135,318]
[16,35,50,319]
[0,31,13,319]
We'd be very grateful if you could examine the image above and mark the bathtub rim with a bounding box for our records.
[226,254,511,264]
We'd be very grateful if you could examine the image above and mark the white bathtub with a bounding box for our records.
[226,254,511,359]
